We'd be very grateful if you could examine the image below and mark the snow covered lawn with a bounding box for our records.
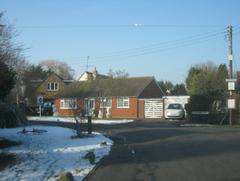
[0,126,112,181]
[180,123,213,127]
[28,116,134,124]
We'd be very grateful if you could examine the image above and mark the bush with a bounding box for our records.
[185,95,213,115]
[57,172,74,181]
[0,101,28,128]
[93,109,99,118]
[0,153,17,171]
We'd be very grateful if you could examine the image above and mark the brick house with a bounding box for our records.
[35,73,73,104]
[55,76,165,119]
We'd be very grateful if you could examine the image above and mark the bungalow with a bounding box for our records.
[55,76,165,119]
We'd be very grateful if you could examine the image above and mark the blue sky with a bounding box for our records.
[1,0,240,83]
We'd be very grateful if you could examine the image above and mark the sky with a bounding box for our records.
[1,0,240,83]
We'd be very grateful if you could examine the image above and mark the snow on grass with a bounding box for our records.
[180,123,213,127]
[0,126,113,181]
[28,116,134,124]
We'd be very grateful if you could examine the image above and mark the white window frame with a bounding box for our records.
[100,97,112,108]
[117,97,129,108]
[60,98,77,109]
[47,82,59,91]
[84,98,95,110]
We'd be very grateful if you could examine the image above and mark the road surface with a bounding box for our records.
[85,121,240,181]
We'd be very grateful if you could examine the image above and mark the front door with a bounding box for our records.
[84,98,95,114]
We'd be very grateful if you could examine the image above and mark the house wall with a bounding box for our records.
[137,99,145,119]
[111,97,139,119]
[54,99,84,116]
[36,74,66,101]
[95,99,100,111]
[55,97,146,119]
[78,72,94,81]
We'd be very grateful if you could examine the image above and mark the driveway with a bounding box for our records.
[82,120,240,181]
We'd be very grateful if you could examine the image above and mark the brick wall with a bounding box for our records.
[111,97,139,119]
[137,99,145,119]
[36,73,66,100]
[55,97,145,119]
[54,99,84,116]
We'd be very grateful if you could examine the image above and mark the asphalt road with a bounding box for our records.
[84,121,240,181]
[30,120,240,181]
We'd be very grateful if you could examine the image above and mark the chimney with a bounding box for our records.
[92,67,98,80]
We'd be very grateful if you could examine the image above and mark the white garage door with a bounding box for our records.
[144,99,163,118]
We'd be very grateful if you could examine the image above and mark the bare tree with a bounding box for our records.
[0,12,28,104]
[40,60,74,80]
[0,12,28,127]
[68,99,85,136]
[107,69,129,78]
[0,12,26,66]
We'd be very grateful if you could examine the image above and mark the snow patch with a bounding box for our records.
[180,124,213,127]
[0,126,112,181]
[28,116,134,124]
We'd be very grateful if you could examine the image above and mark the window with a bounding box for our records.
[167,103,182,110]
[60,99,77,109]
[47,82,59,91]
[55,83,58,90]
[84,99,95,110]
[100,97,112,108]
[117,97,129,108]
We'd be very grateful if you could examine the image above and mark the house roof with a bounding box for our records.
[95,74,109,80]
[31,72,67,82]
[33,72,74,85]
[49,72,67,81]
[78,71,109,81]
[58,76,158,98]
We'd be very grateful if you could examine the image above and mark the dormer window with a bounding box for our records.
[47,82,59,91]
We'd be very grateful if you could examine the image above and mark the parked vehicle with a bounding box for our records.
[42,102,53,116]
[165,103,185,119]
